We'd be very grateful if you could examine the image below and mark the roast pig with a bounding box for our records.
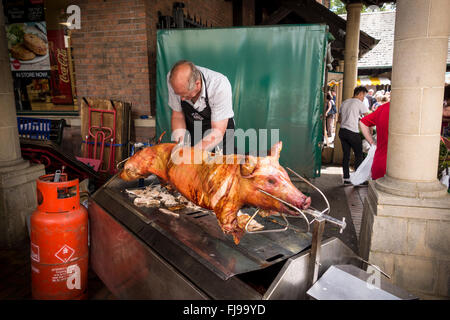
[120,141,311,244]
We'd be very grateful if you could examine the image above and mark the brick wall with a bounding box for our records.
[71,0,151,119]
[146,0,234,115]
[70,0,235,119]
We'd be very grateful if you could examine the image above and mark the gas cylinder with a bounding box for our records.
[30,173,88,300]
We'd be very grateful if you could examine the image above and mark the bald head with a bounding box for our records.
[169,60,201,93]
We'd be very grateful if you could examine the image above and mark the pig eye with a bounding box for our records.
[268,178,276,184]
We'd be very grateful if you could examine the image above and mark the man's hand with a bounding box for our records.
[195,118,229,152]
[171,110,187,144]
[360,122,375,146]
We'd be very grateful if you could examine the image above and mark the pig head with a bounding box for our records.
[120,143,176,182]
[238,141,311,216]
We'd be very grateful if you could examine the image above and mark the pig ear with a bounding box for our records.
[240,156,257,177]
[269,141,282,159]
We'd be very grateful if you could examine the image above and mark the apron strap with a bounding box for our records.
[179,71,235,153]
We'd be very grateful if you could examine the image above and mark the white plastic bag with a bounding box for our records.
[350,145,377,185]
[362,134,377,153]
[440,168,449,189]
[362,139,371,153]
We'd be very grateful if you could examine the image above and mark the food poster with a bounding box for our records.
[3,0,75,111]
[3,0,50,73]
[6,21,50,72]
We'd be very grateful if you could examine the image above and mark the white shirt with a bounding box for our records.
[363,96,370,109]
[167,65,234,122]
[339,98,369,133]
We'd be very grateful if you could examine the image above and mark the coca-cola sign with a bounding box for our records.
[47,29,73,104]
[56,48,70,83]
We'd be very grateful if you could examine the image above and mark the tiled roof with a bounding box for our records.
[340,11,450,69]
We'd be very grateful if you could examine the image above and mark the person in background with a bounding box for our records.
[338,86,369,185]
[363,92,370,110]
[366,89,376,110]
[359,102,390,180]
[443,85,450,117]
[372,93,383,111]
[325,92,336,138]
[331,90,337,105]
[442,85,450,137]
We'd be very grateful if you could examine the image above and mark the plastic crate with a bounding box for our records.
[17,117,66,145]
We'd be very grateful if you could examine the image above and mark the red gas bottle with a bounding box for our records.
[30,173,88,300]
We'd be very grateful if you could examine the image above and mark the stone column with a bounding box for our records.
[376,0,449,198]
[0,2,45,248]
[333,3,362,165]
[359,0,450,299]
[342,2,362,100]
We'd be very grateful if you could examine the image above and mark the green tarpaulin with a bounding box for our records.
[156,25,328,177]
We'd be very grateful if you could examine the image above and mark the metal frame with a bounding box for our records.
[243,166,348,290]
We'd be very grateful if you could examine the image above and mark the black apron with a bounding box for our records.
[180,72,235,154]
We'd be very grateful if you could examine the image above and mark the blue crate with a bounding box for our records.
[17,117,51,140]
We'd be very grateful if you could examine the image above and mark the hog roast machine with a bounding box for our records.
[88,171,409,300]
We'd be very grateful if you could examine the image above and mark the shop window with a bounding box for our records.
[3,0,77,114]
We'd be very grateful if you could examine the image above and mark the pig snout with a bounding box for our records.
[253,183,311,216]
[284,191,311,214]
[119,162,141,181]
[295,194,311,210]
[303,196,311,209]
[119,168,134,181]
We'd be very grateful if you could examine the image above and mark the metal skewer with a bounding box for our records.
[253,189,311,233]
[283,167,347,290]
[245,167,346,235]
[116,156,130,169]
[286,167,330,214]
[248,167,348,291]
[244,208,290,234]
[285,167,346,233]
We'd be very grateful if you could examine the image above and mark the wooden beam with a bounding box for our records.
[260,6,292,25]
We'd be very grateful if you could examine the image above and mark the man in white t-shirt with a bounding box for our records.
[167,60,235,154]
[338,86,369,185]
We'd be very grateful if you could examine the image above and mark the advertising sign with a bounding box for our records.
[6,21,51,73]
[47,29,73,104]
[3,0,50,76]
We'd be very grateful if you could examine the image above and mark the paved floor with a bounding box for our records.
[305,165,368,254]
[0,164,368,300]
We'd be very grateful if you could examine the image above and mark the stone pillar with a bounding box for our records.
[359,0,450,299]
[376,0,449,198]
[342,2,362,100]
[0,1,45,248]
[337,60,344,73]
[333,3,362,165]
